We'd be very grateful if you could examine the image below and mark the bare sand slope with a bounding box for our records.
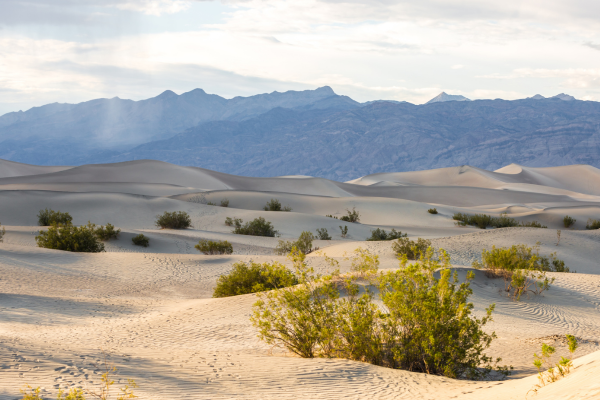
[2,159,600,399]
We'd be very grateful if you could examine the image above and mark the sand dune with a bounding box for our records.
[1,159,600,399]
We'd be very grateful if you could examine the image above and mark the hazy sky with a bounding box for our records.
[2,0,600,114]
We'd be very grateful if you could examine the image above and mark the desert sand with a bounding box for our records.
[1,159,600,399]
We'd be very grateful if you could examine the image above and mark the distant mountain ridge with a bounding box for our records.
[426,92,470,104]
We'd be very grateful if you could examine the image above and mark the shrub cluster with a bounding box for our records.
[131,234,150,247]
[366,228,407,241]
[428,208,438,214]
[225,217,243,227]
[472,244,571,300]
[37,208,72,226]
[315,228,331,240]
[531,335,578,393]
[155,211,192,229]
[232,217,279,237]
[275,231,316,255]
[35,222,105,253]
[251,248,511,380]
[340,207,360,223]
[94,223,121,240]
[563,215,576,228]
[264,198,292,212]
[213,261,298,297]
[520,221,548,228]
[325,214,338,219]
[586,218,600,230]
[195,239,233,255]
[453,212,546,229]
[391,237,432,260]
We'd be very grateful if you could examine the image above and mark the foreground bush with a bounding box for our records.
[35,222,105,253]
[392,237,432,260]
[275,231,316,255]
[586,218,600,230]
[563,215,576,228]
[232,217,279,237]
[94,223,121,240]
[366,228,406,241]
[252,248,511,380]
[213,261,298,297]
[530,335,578,394]
[340,207,360,223]
[131,234,149,247]
[155,211,192,229]
[472,244,571,300]
[315,228,331,240]
[37,208,72,226]
[195,239,233,255]
[264,198,292,212]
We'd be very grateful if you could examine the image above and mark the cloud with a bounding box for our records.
[585,42,600,51]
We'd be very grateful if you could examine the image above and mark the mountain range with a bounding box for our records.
[1,87,598,180]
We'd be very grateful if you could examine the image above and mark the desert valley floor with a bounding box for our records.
[1,159,600,399]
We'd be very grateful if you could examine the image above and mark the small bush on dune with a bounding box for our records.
[37,208,73,226]
[586,218,600,230]
[155,211,192,229]
[131,234,149,247]
[195,239,233,255]
[325,214,339,219]
[428,208,438,214]
[264,198,292,212]
[220,198,229,207]
[340,207,360,223]
[225,217,243,227]
[366,228,407,241]
[530,335,578,394]
[520,221,547,228]
[315,228,331,240]
[275,231,316,255]
[94,223,121,241]
[0,222,5,243]
[392,237,432,260]
[36,222,105,252]
[206,201,217,206]
[563,215,576,228]
[213,260,298,297]
[453,212,519,229]
[339,225,348,238]
[233,217,279,237]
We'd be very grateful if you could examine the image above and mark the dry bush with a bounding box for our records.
[155,211,192,229]
[340,207,360,223]
[586,218,600,230]
[195,239,233,255]
[563,215,576,228]
[220,198,230,207]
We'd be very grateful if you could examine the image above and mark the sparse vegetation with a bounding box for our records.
[94,223,121,241]
[220,198,230,207]
[131,234,149,247]
[264,198,292,212]
[453,212,546,229]
[0,222,5,243]
[529,335,578,394]
[366,228,407,241]
[275,231,317,255]
[427,208,438,214]
[325,214,339,219]
[35,222,105,253]
[556,229,561,245]
[472,244,572,301]
[340,207,360,223]
[563,215,576,228]
[213,260,298,298]
[37,208,73,226]
[339,225,348,238]
[225,217,243,227]
[233,217,279,237]
[315,228,332,240]
[155,211,192,229]
[206,201,217,206]
[586,218,600,230]
[391,237,432,260]
[251,248,511,380]
[195,239,233,255]
[520,221,547,228]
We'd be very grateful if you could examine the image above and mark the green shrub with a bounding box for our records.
[366,228,407,241]
[233,217,279,237]
[472,244,571,300]
[132,234,150,247]
[252,248,511,380]
[206,201,217,206]
[453,212,519,229]
[339,225,348,238]
[586,218,600,230]
[37,208,72,226]
[94,223,121,240]
[325,214,339,219]
[225,217,243,227]
[563,215,576,228]
[0,222,5,243]
[428,208,438,214]
[520,221,547,228]
[35,222,105,253]
[340,207,360,223]
[275,231,316,255]
[315,228,331,240]
[392,237,431,260]
[195,239,233,255]
[155,211,192,229]
[264,198,292,212]
[531,335,578,392]
[213,260,298,297]
[220,198,229,207]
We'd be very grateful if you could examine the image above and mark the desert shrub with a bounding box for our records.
[155,211,192,229]
[220,198,229,207]
[94,223,121,241]
[131,234,149,247]
[586,218,600,230]
[225,217,243,227]
[366,228,407,241]
[520,221,547,228]
[530,335,578,393]
[252,248,511,380]
[453,212,521,229]
[340,207,360,223]
[392,237,432,260]
[233,217,279,237]
[206,201,217,206]
[35,222,105,253]
[428,208,438,214]
[195,239,233,255]
[315,228,332,240]
[275,231,316,255]
[37,208,72,226]
[325,214,339,219]
[0,222,5,243]
[472,244,571,300]
[339,225,348,238]
[213,260,298,297]
[563,215,576,228]
[264,198,292,212]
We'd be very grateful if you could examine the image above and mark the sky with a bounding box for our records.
[2,0,600,115]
